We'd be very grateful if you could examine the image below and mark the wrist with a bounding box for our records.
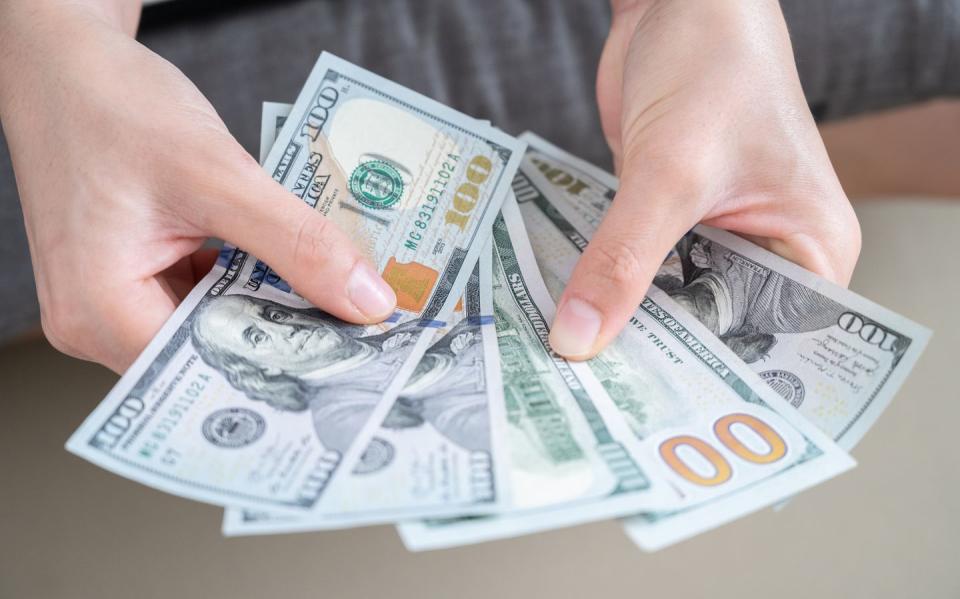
[0,1,140,119]
[609,0,656,22]
[0,0,140,37]
[610,0,783,30]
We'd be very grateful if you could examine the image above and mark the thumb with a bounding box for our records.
[548,171,694,360]
[203,167,397,324]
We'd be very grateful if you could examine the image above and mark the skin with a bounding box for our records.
[548,0,861,360]
[0,0,396,373]
[0,0,860,370]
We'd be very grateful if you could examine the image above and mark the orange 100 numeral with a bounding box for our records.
[658,413,788,487]
[445,155,493,231]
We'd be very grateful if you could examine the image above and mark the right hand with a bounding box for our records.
[549,0,860,360]
[0,1,396,373]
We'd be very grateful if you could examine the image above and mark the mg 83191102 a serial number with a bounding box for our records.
[405,153,494,251]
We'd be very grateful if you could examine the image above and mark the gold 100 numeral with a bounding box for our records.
[659,413,787,487]
[531,157,589,196]
[445,155,493,231]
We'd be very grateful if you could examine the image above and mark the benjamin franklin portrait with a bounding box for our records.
[190,294,419,452]
[385,317,490,453]
[190,293,488,455]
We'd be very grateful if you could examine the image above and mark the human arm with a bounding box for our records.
[0,0,396,372]
[549,0,861,359]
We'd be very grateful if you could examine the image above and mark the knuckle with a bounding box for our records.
[219,136,261,174]
[291,215,336,273]
[844,206,863,259]
[589,237,647,290]
[835,204,862,280]
[39,307,84,358]
[620,145,711,210]
[813,197,862,281]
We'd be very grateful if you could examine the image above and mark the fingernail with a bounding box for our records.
[347,262,397,320]
[550,297,602,359]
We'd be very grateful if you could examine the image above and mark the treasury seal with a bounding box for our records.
[349,160,404,209]
[202,408,266,448]
[760,370,806,408]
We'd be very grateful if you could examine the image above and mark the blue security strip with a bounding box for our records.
[467,315,495,326]
[216,244,237,268]
[383,313,446,328]
[417,319,447,328]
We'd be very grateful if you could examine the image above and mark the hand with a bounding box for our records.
[0,1,396,372]
[549,0,861,360]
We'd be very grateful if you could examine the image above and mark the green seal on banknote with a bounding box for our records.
[349,160,404,209]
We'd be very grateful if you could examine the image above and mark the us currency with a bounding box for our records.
[224,250,509,533]
[221,104,510,532]
[516,133,925,548]
[397,187,853,551]
[520,132,931,451]
[398,194,682,550]
[258,101,292,163]
[65,54,524,513]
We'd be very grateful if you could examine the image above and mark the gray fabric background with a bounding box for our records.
[1,0,958,344]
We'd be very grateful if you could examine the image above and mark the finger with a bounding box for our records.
[96,277,179,373]
[596,7,636,175]
[199,167,397,324]
[157,247,220,301]
[549,171,695,360]
[702,186,861,286]
[190,247,220,283]
[100,249,220,372]
[102,247,228,372]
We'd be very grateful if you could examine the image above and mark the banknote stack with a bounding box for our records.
[66,53,930,552]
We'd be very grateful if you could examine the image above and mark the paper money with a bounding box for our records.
[224,249,511,532]
[397,181,853,551]
[258,101,291,163]
[65,54,523,513]
[512,133,926,549]
[519,132,930,451]
[399,194,683,550]
[221,103,511,532]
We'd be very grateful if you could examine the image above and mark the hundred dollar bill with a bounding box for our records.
[258,101,292,163]
[220,105,510,532]
[519,132,930,451]
[398,194,678,550]
[224,249,510,533]
[399,163,855,551]
[65,54,523,513]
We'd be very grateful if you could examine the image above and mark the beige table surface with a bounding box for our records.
[2,199,958,599]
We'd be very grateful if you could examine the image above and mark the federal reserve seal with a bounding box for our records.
[352,437,395,475]
[202,408,266,448]
[759,370,805,408]
[349,160,403,209]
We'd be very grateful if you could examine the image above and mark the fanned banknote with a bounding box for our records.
[224,248,510,533]
[65,54,523,513]
[519,132,930,451]
[399,194,683,550]
[513,133,925,549]
[397,183,853,551]
[221,104,511,531]
[258,101,292,163]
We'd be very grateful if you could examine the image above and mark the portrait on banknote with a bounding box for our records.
[386,319,488,447]
[656,234,848,364]
[190,293,422,452]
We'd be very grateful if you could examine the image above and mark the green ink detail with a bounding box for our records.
[349,160,403,209]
